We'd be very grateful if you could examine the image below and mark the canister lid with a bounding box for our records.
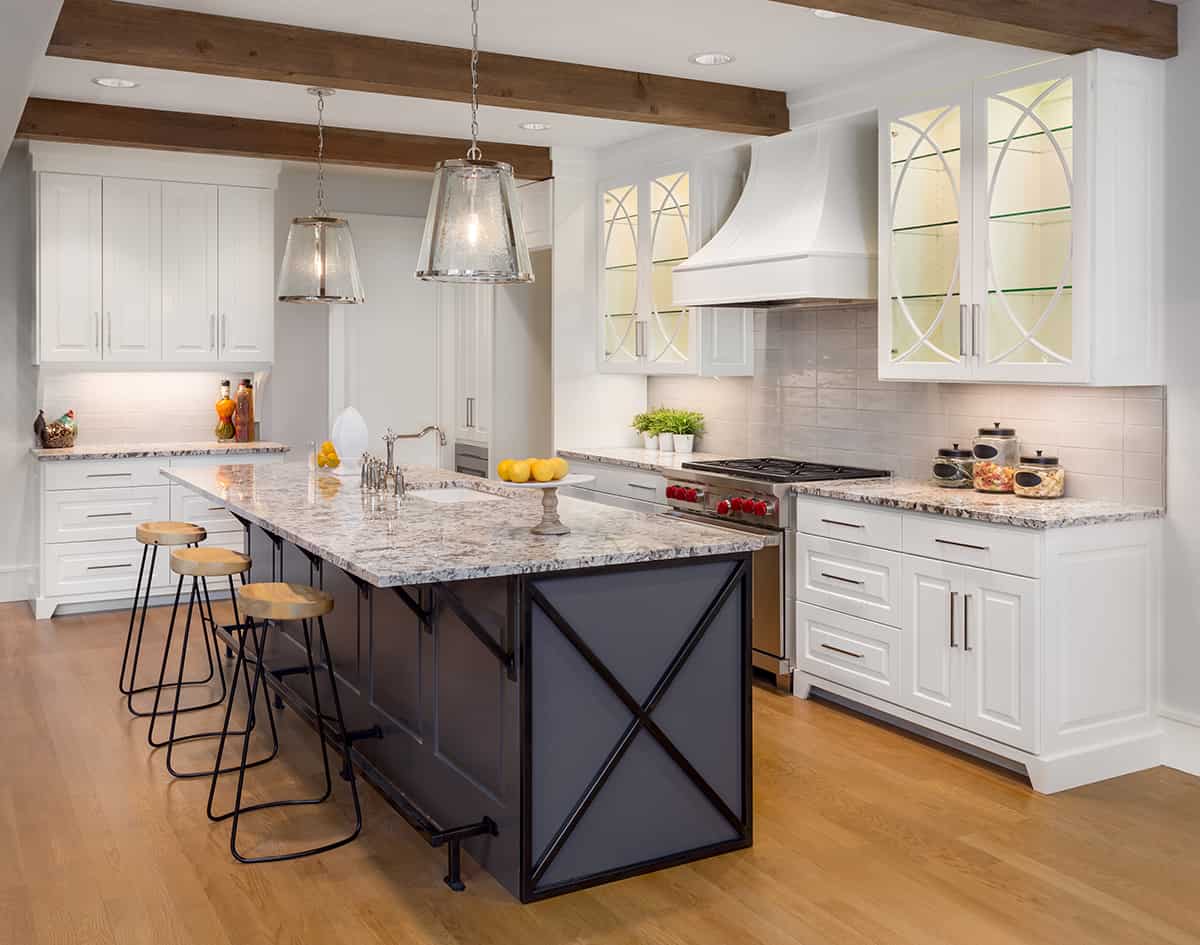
[1019,449,1058,465]
[938,442,974,459]
[978,421,1016,437]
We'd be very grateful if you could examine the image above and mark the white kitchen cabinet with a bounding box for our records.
[879,51,1163,385]
[902,557,962,726]
[217,186,275,362]
[162,182,219,362]
[102,177,163,361]
[37,173,103,363]
[597,151,753,377]
[519,179,552,251]
[447,282,493,447]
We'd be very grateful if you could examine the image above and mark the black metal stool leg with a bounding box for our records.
[118,543,151,695]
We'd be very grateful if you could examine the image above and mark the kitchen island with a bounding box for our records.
[163,461,760,901]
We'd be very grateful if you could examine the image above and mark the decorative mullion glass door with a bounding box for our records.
[881,94,971,379]
[600,181,642,371]
[643,171,696,374]
[973,60,1087,382]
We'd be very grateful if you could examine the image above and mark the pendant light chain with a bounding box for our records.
[315,89,328,215]
[467,0,482,160]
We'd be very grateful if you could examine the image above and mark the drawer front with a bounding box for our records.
[794,496,902,551]
[44,538,173,597]
[902,513,1041,578]
[571,459,667,505]
[796,602,901,702]
[42,458,170,491]
[795,534,902,627]
[43,486,169,543]
[170,485,241,534]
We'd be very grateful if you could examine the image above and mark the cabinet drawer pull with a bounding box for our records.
[208,506,225,512]
[820,643,864,659]
[935,537,989,552]
[820,571,864,586]
[626,482,657,491]
[820,518,864,529]
[86,472,133,479]
[949,590,958,648]
[87,562,132,571]
[963,593,972,651]
[85,511,133,519]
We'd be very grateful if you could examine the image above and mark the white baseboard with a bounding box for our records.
[1161,708,1200,778]
[0,564,32,604]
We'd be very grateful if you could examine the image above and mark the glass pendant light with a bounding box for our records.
[415,0,533,284]
[278,88,365,303]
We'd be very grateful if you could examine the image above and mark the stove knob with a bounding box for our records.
[730,497,744,512]
[753,500,768,516]
[716,499,731,515]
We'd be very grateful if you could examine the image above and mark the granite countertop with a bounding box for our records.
[557,447,735,475]
[163,461,763,587]
[31,441,291,461]
[792,478,1165,530]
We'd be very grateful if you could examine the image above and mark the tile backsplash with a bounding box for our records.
[648,306,1166,506]
[37,371,268,444]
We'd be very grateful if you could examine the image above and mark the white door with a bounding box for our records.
[329,213,441,466]
[102,177,162,361]
[961,567,1039,751]
[218,186,274,361]
[902,557,962,725]
[38,173,102,363]
[971,58,1087,383]
[878,89,973,380]
[162,182,219,362]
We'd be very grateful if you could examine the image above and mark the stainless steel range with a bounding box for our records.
[663,458,889,689]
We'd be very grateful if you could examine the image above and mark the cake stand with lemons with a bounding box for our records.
[496,456,594,536]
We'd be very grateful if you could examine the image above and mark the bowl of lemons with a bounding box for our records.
[493,457,593,535]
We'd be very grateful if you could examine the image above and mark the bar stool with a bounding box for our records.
[119,520,224,718]
[155,547,280,780]
[207,582,364,863]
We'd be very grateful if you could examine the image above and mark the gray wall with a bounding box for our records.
[267,165,434,450]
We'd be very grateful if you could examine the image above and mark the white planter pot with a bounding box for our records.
[641,433,659,450]
[674,434,695,454]
[658,433,675,452]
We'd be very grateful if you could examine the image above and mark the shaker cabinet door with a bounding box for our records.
[102,177,163,361]
[162,182,219,362]
[38,173,103,363]
[901,557,963,726]
[218,186,274,362]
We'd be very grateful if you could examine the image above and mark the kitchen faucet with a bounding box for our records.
[381,425,448,493]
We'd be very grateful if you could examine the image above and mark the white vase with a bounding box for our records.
[674,434,695,454]
[642,433,659,450]
[658,433,675,452]
[331,406,369,476]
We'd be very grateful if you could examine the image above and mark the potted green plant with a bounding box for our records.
[632,410,660,450]
[662,409,705,454]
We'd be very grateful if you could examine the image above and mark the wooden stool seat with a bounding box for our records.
[136,520,207,546]
[171,547,251,578]
[238,582,334,621]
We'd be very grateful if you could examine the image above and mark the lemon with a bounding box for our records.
[549,457,569,480]
[316,453,328,468]
[531,459,555,483]
[497,459,514,481]
[509,460,532,484]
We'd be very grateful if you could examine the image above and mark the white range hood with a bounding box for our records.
[673,115,878,309]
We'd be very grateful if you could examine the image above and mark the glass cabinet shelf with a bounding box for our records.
[890,291,961,301]
[893,125,1073,165]
[989,205,1070,222]
[987,285,1072,295]
[893,219,958,234]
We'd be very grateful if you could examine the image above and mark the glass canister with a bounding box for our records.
[972,422,1019,492]
[932,443,974,488]
[1014,451,1065,498]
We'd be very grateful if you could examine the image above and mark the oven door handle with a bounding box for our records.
[660,509,783,546]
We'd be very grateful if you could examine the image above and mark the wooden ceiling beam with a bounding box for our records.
[47,0,789,136]
[771,0,1177,59]
[16,98,555,179]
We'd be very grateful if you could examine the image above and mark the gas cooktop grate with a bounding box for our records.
[680,457,890,483]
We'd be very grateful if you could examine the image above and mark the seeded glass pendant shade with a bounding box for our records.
[414,0,533,285]
[415,159,532,283]
[277,88,366,304]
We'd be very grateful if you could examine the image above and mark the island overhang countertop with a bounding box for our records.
[163,461,763,587]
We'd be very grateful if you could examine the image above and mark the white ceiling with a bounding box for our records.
[31,0,965,150]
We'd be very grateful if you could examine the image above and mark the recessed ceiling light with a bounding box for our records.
[519,121,551,131]
[92,77,139,89]
[812,9,845,17]
[688,52,735,66]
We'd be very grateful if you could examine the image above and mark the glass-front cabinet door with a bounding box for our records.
[599,171,696,374]
[880,93,972,379]
[973,59,1086,382]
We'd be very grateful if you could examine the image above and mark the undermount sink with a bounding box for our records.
[408,487,504,504]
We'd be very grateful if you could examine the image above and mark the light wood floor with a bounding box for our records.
[4,599,1200,945]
